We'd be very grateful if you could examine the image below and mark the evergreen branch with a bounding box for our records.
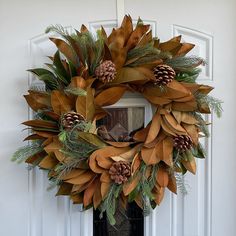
[11,141,43,163]
[166,56,206,71]
[99,184,122,225]
[127,43,171,67]
[45,24,70,36]
[175,68,201,83]
[175,173,189,195]
[192,112,210,137]
[196,94,223,118]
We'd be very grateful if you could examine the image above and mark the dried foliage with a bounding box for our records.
[12,15,222,225]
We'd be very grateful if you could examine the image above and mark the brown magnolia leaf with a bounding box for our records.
[60,169,86,181]
[181,112,198,125]
[35,131,56,138]
[83,178,97,207]
[44,137,65,162]
[172,111,182,124]
[141,146,160,165]
[170,35,182,43]
[69,76,86,89]
[111,67,147,84]
[50,38,77,65]
[66,171,95,185]
[121,15,133,43]
[159,40,181,53]
[137,30,153,46]
[77,132,106,148]
[163,113,186,134]
[143,93,171,105]
[43,111,60,121]
[182,157,196,174]
[160,119,177,136]
[126,24,150,50]
[51,90,73,115]
[162,137,174,166]
[198,102,211,114]
[145,111,161,144]
[24,90,51,111]
[156,167,169,187]
[22,120,58,129]
[198,85,214,95]
[24,134,44,141]
[93,180,102,209]
[39,154,58,169]
[167,175,177,194]
[154,186,165,205]
[172,100,197,112]
[25,151,46,164]
[94,87,126,107]
[176,43,195,57]
[123,174,140,196]
[76,87,95,121]
[131,153,141,175]
[56,183,73,196]
[182,123,199,145]
[166,80,191,99]
[110,46,127,69]
[96,156,113,169]
[100,171,111,183]
[89,152,106,174]
[133,124,150,142]
[111,144,141,162]
[71,193,83,204]
[101,182,111,199]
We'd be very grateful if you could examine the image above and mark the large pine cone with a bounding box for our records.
[173,135,193,152]
[109,161,131,184]
[153,64,176,86]
[95,60,117,83]
[61,111,84,130]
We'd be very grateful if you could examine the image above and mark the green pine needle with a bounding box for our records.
[12,141,43,164]
[166,56,206,71]
[99,184,122,225]
[197,94,223,118]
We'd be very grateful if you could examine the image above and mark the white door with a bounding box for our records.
[1,0,235,236]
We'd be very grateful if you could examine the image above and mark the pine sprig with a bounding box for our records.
[175,68,201,83]
[45,24,70,36]
[166,56,206,71]
[192,112,210,137]
[99,184,122,225]
[197,94,223,118]
[175,173,188,195]
[11,141,43,163]
[126,43,171,67]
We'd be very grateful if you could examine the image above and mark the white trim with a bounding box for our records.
[116,0,125,25]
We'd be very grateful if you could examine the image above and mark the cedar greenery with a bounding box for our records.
[12,15,222,226]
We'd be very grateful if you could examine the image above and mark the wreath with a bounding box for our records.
[13,15,222,225]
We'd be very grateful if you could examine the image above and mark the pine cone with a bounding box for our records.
[61,111,84,130]
[109,161,131,184]
[95,60,116,83]
[153,64,176,86]
[173,135,193,152]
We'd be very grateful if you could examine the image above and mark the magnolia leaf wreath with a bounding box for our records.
[13,15,222,225]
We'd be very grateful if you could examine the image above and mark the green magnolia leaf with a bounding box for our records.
[53,51,70,82]
[77,132,107,148]
[45,63,68,85]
